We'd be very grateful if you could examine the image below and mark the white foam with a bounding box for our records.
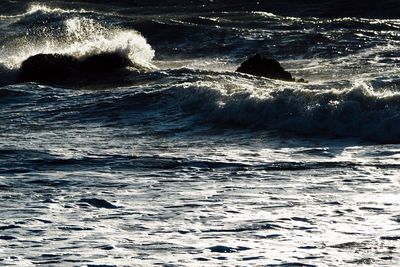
[0,4,88,19]
[25,4,85,15]
[0,6,155,70]
[171,77,400,142]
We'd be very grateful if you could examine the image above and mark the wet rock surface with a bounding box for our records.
[19,52,134,83]
[236,54,294,81]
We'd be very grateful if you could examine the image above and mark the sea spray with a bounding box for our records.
[0,5,155,70]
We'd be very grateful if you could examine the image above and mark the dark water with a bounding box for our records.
[1,1,400,266]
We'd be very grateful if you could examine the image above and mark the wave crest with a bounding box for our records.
[0,5,155,70]
[172,79,400,143]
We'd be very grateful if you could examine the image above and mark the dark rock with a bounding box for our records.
[209,245,250,253]
[19,52,134,83]
[296,78,309,83]
[78,198,118,209]
[196,257,210,262]
[236,54,294,81]
[243,256,264,261]
[80,52,133,73]
[20,53,78,83]
[95,245,114,250]
[236,54,309,83]
[209,245,237,253]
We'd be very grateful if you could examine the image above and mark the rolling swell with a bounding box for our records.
[3,65,400,143]
[166,77,400,143]
[0,3,399,144]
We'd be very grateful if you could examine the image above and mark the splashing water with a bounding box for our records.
[0,7,155,70]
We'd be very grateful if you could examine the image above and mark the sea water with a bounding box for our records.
[0,1,400,266]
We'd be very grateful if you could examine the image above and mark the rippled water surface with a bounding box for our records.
[1,1,400,266]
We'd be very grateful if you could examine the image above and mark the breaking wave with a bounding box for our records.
[170,79,400,143]
[0,4,155,70]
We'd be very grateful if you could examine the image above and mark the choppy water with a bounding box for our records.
[1,1,400,266]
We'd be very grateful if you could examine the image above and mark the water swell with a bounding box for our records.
[4,69,400,143]
[0,148,377,174]
[168,79,400,143]
[1,4,400,144]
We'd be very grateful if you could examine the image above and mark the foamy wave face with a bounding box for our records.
[171,78,400,143]
[0,5,155,70]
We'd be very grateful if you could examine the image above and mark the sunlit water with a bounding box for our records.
[1,2,400,266]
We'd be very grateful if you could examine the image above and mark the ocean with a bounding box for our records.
[1,1,400,266]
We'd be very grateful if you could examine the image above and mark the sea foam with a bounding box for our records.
[171,77,400,142]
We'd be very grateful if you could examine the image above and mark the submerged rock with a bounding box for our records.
[19,52,134,83]
[78,198,118,209]
[209,245,251,253]
[296,78,308,83]
[236,54,307,83]
[209,245,238,253]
